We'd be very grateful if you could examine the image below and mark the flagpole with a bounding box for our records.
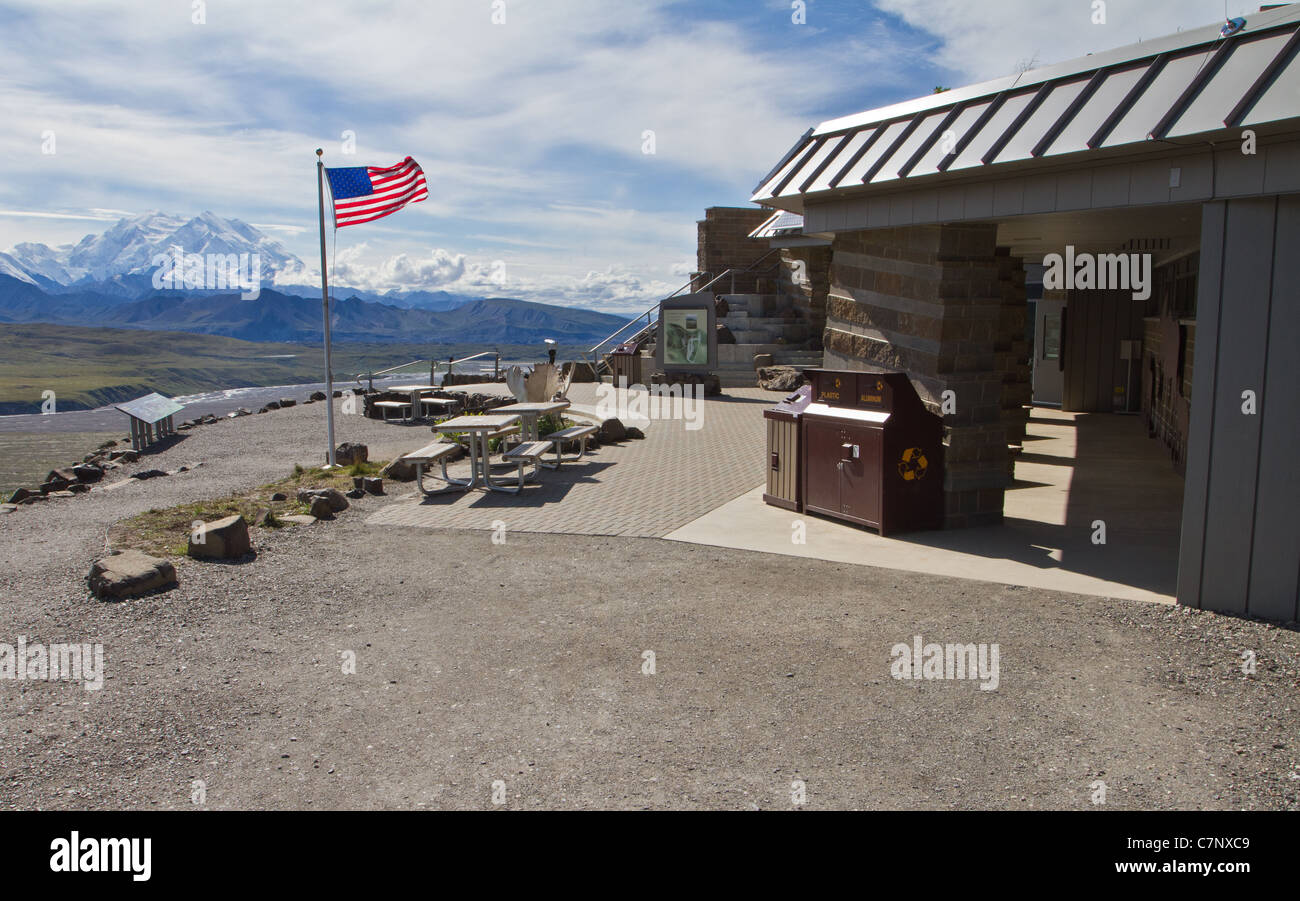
[316,148,338,469]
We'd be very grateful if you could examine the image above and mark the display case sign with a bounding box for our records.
[655,292,718,373]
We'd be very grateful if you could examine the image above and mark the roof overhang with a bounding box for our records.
[752,5,1300,216]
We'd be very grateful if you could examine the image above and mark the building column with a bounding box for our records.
[822,224,1007,527]
[995,247,1030,480]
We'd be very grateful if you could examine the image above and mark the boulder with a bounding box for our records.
[381,458,417,482]
[7,488,34,504]
[757,366,806,392]
[308,496,334,519]
[598,418,627,442]
[264,400,281,411]
[40,479,70,494]
[296,487,349,513]
[753,353,775,370]
[625,426,646,440]
[361,477,384,495]
[716,324,736,344]
[72,463,103,483]
[109,450,140,463]
[335,443,369,466]
[270,492,287,501]
[88,550,178,600]
[310,391,327,401]
[332,390,343,398]
[187,514,252,560]
[278,397,297,408]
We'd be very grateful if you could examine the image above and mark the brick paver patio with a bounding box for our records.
[365,382,774,538]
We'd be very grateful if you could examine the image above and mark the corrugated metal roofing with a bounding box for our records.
[748,210,805,238]
[752,6,1300,205]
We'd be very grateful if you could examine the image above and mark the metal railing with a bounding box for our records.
[353,350,502,393]
[432,350,501,384]
[581,248,783,378]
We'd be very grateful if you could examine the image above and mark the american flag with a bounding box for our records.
[324,156,428,228]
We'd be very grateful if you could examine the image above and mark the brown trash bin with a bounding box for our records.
[763,384,812,511]
[800,370,944,535]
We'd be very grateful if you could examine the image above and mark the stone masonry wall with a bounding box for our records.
[695,207,774,295]
[821,224,1010,528]
[779,245,832,349]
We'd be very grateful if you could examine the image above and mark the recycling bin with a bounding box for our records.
[800,370,944,535]
[762,383,813,511]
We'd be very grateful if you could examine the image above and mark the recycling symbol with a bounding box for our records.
[898,447,929,481]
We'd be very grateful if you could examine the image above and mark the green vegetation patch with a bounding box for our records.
[106,459,387,558]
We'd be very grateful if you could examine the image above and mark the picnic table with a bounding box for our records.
[390,384,442,419]
[432,413,522,492]
[491,401,571,441]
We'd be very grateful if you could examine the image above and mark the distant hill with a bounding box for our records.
[0,275,626,344]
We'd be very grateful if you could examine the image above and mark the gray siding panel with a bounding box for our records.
[1248,195,1300,621]
[1178,203,1225,609]
[1198,199,1274,615]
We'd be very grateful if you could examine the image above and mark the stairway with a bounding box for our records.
[714,293,822,388]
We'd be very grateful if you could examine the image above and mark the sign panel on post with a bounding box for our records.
[655,292,718,374]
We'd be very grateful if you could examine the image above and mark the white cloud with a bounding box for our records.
[875,0,1258,83]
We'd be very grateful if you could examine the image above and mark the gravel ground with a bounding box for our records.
[1,398,1297,810]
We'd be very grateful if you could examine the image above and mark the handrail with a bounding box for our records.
[432,350,501,383]
[581,247,783,377]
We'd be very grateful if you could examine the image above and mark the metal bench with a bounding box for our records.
[374,400,413,422]
[419,397,458,418]
[541,424,599,469]
[402,441,463,495]
[497,440,554,492]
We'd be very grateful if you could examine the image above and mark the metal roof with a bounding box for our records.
[748,210,806,238]
[115,392,184,424]
[752,5,1300,206]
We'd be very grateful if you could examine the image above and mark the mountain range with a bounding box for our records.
[0,212,628,343]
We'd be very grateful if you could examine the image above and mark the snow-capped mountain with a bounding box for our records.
[2,211,306,289]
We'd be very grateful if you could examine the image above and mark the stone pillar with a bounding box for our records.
[779,245,832,348]
[994,247,1030,480]
[822,224,1007,528]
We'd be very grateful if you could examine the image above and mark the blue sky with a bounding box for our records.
[0,0,1247,312]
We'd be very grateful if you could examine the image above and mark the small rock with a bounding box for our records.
[381,459,417,482]
[188,514,252,560]
[67,483,91,494]
[362,477,384,496]
[335,443,369,466]
[131,469,169,480]
[279,397,297,408]
[6,488,34,504]
[280,514,317,525]
[88,550,178,600]
[310,391,327,402]
[345,488,365,499]
[252,508,273,527]
[109,450,140,463]
[625,427,645,440]
[308,496,334,519]
[297,487,348,512]
[72,463,103,483]
[264,401,281,411]
[270,492,287,502]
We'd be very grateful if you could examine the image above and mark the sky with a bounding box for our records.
[0,0,1256,314]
